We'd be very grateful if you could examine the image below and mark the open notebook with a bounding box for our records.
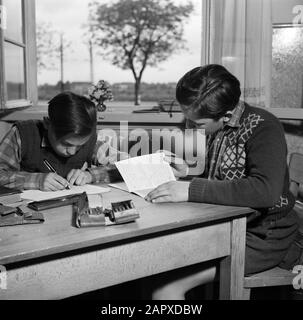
[111,153,176,198]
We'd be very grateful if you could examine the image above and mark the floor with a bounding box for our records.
[67,274,303,300]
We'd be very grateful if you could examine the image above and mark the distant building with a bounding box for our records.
[70,82,92,95]
[112,83,133,91]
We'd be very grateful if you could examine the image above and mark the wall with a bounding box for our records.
[272,0,303,24]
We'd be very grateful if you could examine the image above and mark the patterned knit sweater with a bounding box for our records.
[188,103,295,222]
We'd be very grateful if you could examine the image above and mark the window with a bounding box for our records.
[0,0,37,110]
[270,0,303,119]
[272,24,303,110]
[202,0,303,120]
[35,0,202,112]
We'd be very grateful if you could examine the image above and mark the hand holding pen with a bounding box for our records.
[42,159,71,191]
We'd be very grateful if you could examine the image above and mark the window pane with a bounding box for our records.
[3,0,24,43]
[36,0,201,110]
[4,42,26,100]
[271,26,303,109]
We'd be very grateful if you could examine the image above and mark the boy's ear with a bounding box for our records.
[43,117,50,129]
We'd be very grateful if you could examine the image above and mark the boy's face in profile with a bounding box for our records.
[184,111,224,135]
[48,128,91,158]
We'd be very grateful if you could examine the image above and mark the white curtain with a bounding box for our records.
[209,0,272,108]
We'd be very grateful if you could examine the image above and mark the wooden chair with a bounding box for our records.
[242,152,303,299]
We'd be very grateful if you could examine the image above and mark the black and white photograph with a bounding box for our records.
[0,0,303,309]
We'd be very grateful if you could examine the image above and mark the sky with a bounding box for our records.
[36,0,202,85]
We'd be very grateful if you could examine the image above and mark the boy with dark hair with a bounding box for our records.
[0,91,126,191]
[146,64,302,299]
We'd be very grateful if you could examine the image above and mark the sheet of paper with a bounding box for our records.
[131,188,154,198]
[109,182,152,198]
[108,182,129,192]
[21,184,111,201]
[115,153,176,198]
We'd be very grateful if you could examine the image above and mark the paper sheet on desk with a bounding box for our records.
[108,182,154,198]
[21,184,111,201]
[114,153,176,198]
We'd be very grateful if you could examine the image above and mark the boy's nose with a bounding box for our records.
[66,147,77,155]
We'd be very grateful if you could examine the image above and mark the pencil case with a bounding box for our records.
[28,193,84,211]
[74,192,140,228]
[0,204,44,227]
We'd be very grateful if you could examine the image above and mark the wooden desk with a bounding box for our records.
[0,187,252,300]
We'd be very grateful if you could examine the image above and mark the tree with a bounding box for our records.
[36,22,59,72]
[88,0,193,105]
[36,23,72,92]
[82,25,96,84]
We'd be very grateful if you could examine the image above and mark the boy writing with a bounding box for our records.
[0,91,126,191]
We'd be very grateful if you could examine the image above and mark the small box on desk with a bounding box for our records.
[0,186,22,205]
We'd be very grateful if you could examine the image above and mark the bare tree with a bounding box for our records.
[36,23,72,92]
[36,22,59,72]
[82,25,96,85]
[88,0,193,105]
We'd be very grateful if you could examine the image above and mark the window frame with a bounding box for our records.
[0,0,37,111]
[201,0,211,66]
[271,23,303,119]
[201,0,303,120]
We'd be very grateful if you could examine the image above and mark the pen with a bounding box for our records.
[43,159,71,189]
[43,159,56,173]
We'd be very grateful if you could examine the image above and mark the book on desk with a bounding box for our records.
[0,186,22,205]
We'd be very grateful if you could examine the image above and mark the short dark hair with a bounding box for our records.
[48,91,96,140]
[176,64,241,120]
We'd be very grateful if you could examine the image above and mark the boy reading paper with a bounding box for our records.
[146,64,303,299]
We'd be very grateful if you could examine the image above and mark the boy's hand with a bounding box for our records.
[39,173,70,191]
[67,162,92,186]
[157,150,189,178]
[145,181,190,203]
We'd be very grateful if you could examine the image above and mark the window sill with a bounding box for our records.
[98,112,184,124]
[2,106,303,123]
[5,100,33,109]
[267,108,303,120]
[0,105,185,124]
